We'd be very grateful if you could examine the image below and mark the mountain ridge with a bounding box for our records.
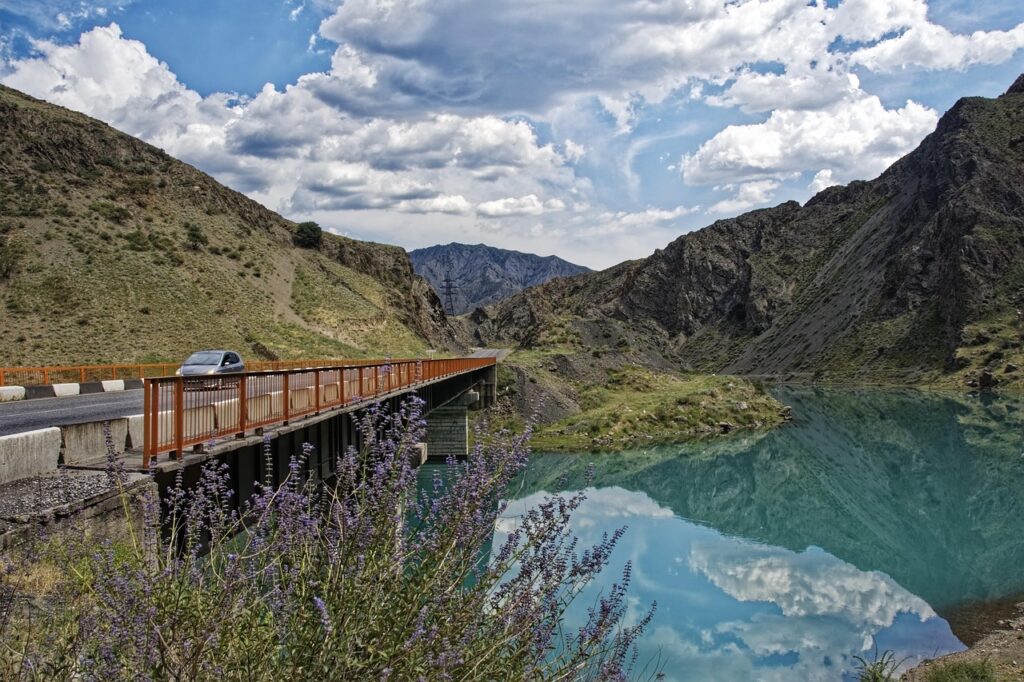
[470,77,1024,388]
[409,242,590,314]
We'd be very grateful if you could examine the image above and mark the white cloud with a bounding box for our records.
[396,194,473,215]
[851,21,1024,71]
[682,94,938,187]
[2,24,223,146]
[829,0,929,43]
[707,69,863,114]
[708,180,781,214]
[593,205,701,232]
[809,169,837,193]
[477,194,546,217]
[564,139,586,163]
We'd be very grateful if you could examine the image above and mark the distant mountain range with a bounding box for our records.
[471,75,1024,388]
[409,243,590,315]
[0,84,455,366]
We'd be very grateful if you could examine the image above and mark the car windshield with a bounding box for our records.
[183,351,222,366]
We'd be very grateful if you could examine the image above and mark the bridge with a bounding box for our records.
[0,355,499,494]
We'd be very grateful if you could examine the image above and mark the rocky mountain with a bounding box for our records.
[0,84,456,366]
[471,76,1024,388]
[409,242,590,314]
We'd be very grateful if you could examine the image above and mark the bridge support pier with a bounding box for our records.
[425,389,479,459]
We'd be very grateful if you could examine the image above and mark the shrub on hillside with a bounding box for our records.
[0,399,654,680]
[88,200,131,224]
[184,221,208,250]
[293,221,322,249]
[0,235,24,279]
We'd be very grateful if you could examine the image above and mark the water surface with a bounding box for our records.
[492,388,1024,680]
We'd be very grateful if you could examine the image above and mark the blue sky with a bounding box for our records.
[1,0,1022,267]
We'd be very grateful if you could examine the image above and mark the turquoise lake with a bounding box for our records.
[486,388,1024,681]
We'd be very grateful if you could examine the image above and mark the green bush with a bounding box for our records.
[293,221,323,249]
[89,200,132,224]
[0,235,25,279]
[183,221,208,250]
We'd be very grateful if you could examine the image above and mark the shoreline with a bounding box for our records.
[903,602,1024,680]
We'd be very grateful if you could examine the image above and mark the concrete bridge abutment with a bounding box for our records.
[425,389,479,460]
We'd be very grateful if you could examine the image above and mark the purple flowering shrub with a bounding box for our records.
[0,397,655,680]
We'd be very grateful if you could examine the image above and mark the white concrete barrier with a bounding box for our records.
[52,383,81,397]
[213,398,241,432]
[126,414,144,449]
[60,418,129,465]
[0,428,61,485]
[156,406,217,445]
[320,382,340,405]
[101,380,125,392]
[0,386,26,402]
[248,393,284,424]
[289,387,314,412]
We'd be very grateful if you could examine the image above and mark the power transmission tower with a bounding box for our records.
[440,266,458,316]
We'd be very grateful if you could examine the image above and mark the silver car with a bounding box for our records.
[176,350,244,386]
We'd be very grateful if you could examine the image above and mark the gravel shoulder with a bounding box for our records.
[0,471,121,518]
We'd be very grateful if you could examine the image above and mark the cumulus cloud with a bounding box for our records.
[851,21,1024,71]
[477,195,547,217]
[396,194,473,215]
[2,24,224,145]
[809,169,837,193]
[591,205,701,233]
[708,180,781,214]
[1,23,579,223]
[682,94,938,187]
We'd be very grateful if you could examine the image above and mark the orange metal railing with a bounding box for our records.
[0,358,433,387]
[141,357,495,467]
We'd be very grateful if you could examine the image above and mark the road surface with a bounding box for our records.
[0,390,143,437]
[469,348,511,361]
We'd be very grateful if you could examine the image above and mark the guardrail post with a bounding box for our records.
[314,369,321,414]
[174,377,184,460]
[143,379,151,469]
[374,365,380,396]
[283,372,290,425]
[238,373,248,438]
[340,368,347,404]
[358,367,364,399]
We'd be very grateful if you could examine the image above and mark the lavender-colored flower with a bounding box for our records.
[0,396,655,680]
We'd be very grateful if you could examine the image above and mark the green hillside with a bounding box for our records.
[0,85,455,366]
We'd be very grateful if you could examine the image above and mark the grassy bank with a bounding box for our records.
[532,368,789,451]
[487,351,790,452]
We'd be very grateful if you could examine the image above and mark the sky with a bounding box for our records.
[0,1,1022,269]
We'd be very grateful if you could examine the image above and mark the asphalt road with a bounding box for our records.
[469,348,510,360]
[0,389,143,437]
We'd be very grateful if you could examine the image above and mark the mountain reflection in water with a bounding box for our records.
[494,388,1024,680]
